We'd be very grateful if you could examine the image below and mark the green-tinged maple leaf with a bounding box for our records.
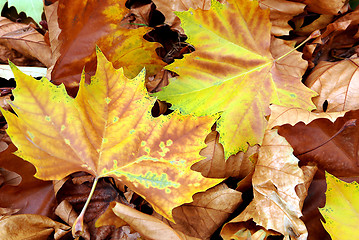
[51,0,165,90]
[0,0,43,23]
[319,172,359,240]
[1,49,221,221]
[154,0,316,159]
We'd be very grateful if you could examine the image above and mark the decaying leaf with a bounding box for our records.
[51,0,165,90]
[222,130,308,239]
[305,58,359,112]
[319,172,359,240]
[154,0,316,158]
[1,48,221,221]
[0,214,69,240]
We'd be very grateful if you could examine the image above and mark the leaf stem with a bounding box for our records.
[72,176,100,238]
[275,30,321,62]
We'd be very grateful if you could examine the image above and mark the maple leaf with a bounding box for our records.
[319,172,359,240]
[50,0,165,90]
[154,0,316,158]
[1,49,221,221]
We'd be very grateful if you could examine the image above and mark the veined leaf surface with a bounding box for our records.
[1,49,221,221]
[154,0,316,158]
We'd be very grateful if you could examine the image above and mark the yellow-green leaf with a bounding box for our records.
[154,0,316,158]
[319,172,359,240]
[1,49,221,221]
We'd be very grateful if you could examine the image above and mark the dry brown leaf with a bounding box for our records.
[278,110,359,177]
[192,131,258,179]
[259,0,305,36]
[0,214,69,240]
[223,130,308,239]
[0,17,51,67]
[267,105,347,129]
[156,183,242,240]
[305,59,359,112]
[293,0,349,15]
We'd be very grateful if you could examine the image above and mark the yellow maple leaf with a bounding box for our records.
[1,48,221,221]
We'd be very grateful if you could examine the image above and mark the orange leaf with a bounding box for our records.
[51,0,165,90]
[1,48,221,221]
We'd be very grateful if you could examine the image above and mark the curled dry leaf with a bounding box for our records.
[0,17,51,67]
[192,131,258,179]
[267,105,347,129]
[222,130,308,239]
[155,183,242,240]
[0,214,69,240]
[259,0,305,36]
[305,58,359,112]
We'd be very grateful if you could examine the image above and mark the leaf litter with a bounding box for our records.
[0,0,359,239]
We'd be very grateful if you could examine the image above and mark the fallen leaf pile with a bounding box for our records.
[1,0,359,239]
